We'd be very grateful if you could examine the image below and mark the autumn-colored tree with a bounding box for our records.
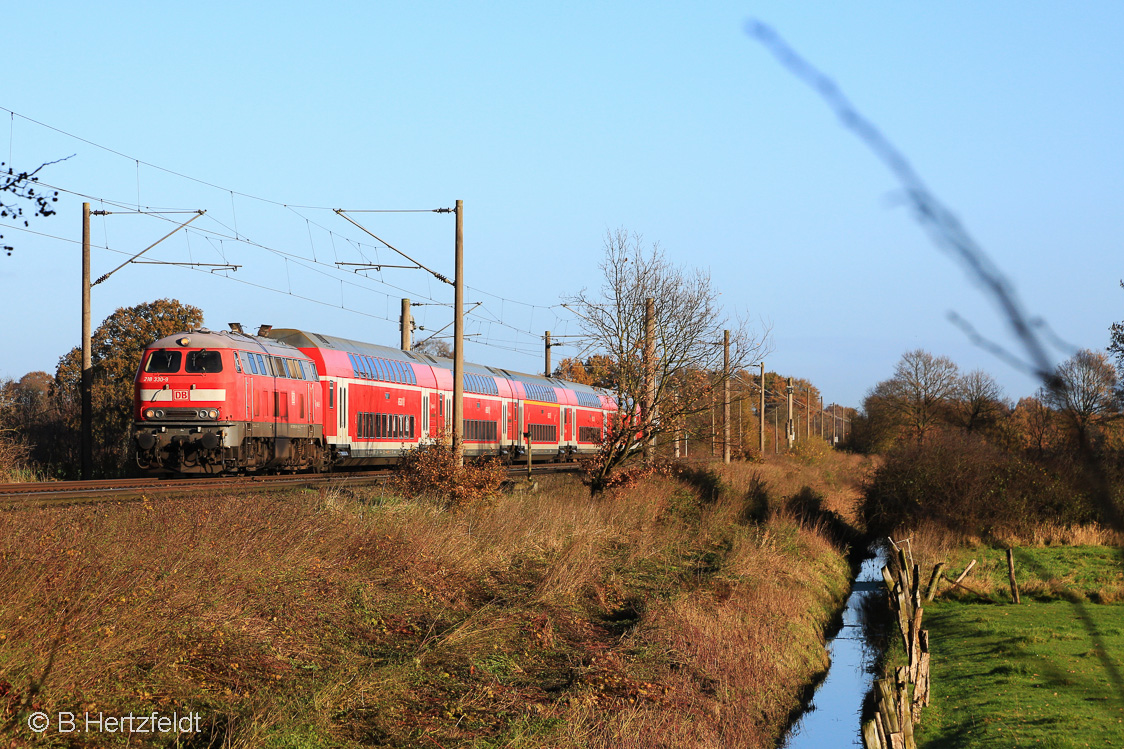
[54,299,203,477]
[0,371,72,475]
[1009,393,1059,458]
[552,354,618,389]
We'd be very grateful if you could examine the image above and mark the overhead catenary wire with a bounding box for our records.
[1,106,590,362]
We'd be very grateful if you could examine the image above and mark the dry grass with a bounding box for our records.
[0,451,863,748]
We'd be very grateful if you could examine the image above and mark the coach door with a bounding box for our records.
[338,384,348,442]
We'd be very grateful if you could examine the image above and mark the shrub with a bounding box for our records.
[391,442,507,510]
[0,432,31,482]
[786,436,831,465]
[862,431,1094,538]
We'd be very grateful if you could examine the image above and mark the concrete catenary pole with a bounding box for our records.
[806,386,812,441]
[81,202,92,480]
[400,298,412,351]
[643,297,655,464]
[786,377,795,449]
[759,361,765,456]
[723,329,730,464]
[818,393,827,440]
[453,200,464,467]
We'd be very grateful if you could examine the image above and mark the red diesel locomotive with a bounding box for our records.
[133,326,617,475]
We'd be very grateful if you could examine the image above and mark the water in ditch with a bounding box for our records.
[780,550,887,748]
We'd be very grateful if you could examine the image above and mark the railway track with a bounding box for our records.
[0,464,579,508]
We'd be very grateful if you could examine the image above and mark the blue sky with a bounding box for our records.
[3,2,1122,408]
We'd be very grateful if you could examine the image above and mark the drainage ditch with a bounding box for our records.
[780,548,888,748]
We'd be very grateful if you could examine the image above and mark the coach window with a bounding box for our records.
[144,350,181,373]
[329,381,335,409]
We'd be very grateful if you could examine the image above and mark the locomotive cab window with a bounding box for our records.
[185,350,222,373]
[144,350,181,373]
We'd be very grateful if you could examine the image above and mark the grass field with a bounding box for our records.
[899,545,1124,748]
[0,451,870,748]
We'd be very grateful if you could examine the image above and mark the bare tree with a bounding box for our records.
[564,229,769,492]
[879,349,960,445]
[953,369,1007,435]
[1044,349,1118,448]
[1109,281,1124,401]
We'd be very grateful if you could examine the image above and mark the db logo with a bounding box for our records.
[173,390,189,401]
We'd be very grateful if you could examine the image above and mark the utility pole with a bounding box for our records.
[806,387,812,441]
[544,331,551,377]
[723,329,730,464]
[819,395,824,439]
[400,298,412,351]
[453,200,464,467]
[786,377,795,449]
[81,202,92,480]
[759,361,765,456]
[643,297,655,464]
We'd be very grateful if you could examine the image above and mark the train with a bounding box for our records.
[133,325,618,475]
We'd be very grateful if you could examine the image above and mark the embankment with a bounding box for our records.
[0,452,870,748]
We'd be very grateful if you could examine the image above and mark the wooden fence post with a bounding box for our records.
[924,562,945,601]
[1006,548,1021,604]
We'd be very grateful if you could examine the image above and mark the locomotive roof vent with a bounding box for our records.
[229,322,244,334]
[257,325,273,337]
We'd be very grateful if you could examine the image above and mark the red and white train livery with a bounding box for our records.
[133,326,617,475]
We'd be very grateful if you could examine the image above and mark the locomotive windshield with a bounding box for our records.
[185,350,223,374]
[144,350,182,373]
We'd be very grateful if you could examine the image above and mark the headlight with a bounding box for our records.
[154,409,165,419]
[208,409,219,419]
[145,409,155,419]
